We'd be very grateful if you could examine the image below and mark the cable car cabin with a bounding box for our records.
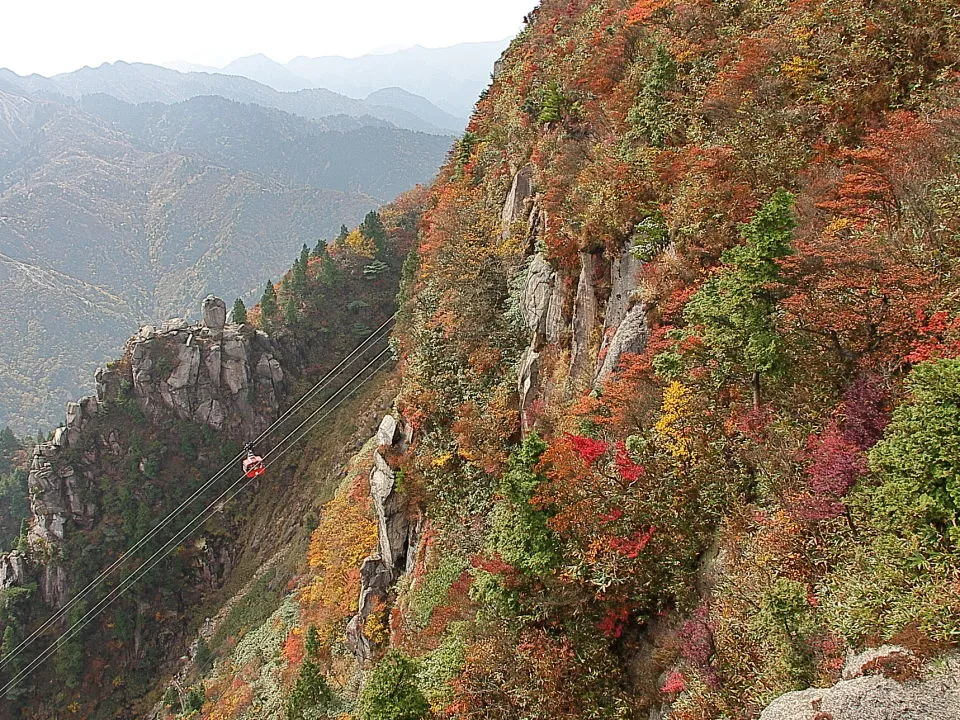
[243,452,265,479]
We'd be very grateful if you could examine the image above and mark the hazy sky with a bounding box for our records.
[2,0,534,76]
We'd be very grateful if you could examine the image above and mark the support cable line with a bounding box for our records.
[0,348,394,695]
[0,314,395,673]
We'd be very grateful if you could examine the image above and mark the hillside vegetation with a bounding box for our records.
[3,1,960,719]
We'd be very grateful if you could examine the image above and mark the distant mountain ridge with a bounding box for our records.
[0,62,463,134]
[285,41,510,117]
[186,40,510,118]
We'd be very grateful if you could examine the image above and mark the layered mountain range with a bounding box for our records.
[174,40,511,118]
[0,66,455,431]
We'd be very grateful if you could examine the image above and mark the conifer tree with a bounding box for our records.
[260,280,279,321]
[683,189,795,407]
[358,650,428,720]
[232,298,247,325]
[286,626,333,719]
[1,624,22,680]
[284,296,298,326]
[312,243,337,285]
[291,245,309,295]
[361,211,388,255]
[0,427,18,454]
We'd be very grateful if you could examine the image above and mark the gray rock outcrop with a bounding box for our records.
[595,302,649,382]
[99,297,285,440]
[202,295,227,335]
[4,295,289,610]
[0,552,25,589]
[569,252,599,383]
[501,165,534,239]
[760,651,960,720]
[516,252,564,429]
[595,248,648,383]
[347,414,421,662]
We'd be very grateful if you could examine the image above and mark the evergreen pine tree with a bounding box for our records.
[538,82,565,124]
[313,244,337,285]
[286,629,331,720]
[305,625,320,660]
[291,246,309,295]
[232,298,248,325]
[284,296,298,326]
[1,624,17,661]
[682,189,795,407]
[286,659,333,720]
[358,650,428,720]
[337,224,349,243]
[0,427,18,454]
[1,624,22,680]
[360,211,388,255]
[260,280,279,321]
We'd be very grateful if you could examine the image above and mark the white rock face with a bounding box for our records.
[0,552,25,589]
[501,165,534,239]
[569,251,598,382]
[377,415,399,446]
[595,245,647,383]
[347,415,421,662]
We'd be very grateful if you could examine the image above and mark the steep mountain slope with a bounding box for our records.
[79,94,452,198]
[0,63,456,134]
[0,90,447,431]
[134,1,957,719]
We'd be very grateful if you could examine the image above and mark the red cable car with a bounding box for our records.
[242,444,265,478]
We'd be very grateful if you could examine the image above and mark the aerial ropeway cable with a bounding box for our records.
[0,314,395,678]
[0,345,394,695]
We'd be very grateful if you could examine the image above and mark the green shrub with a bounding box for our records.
[822,359,960,641]
[359,650,429,720]
[407,553,470,632]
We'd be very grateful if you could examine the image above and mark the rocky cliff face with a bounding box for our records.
[1,296,288,609]
[506,166,649,429]
[96,295,287,441]
[346,414,421,662]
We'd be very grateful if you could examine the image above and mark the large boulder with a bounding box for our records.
[202,295,227,335]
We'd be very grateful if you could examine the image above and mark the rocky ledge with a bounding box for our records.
[96,295,286,441]
[761,646,960,720]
